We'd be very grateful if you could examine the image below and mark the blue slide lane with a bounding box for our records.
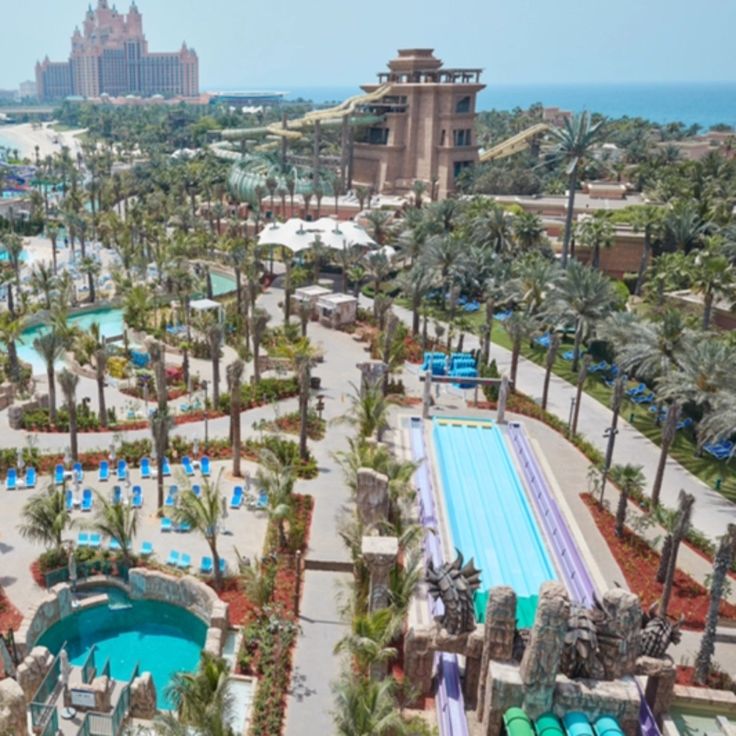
[432,418,556,621]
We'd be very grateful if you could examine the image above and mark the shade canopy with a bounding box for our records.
[257,217,376,253]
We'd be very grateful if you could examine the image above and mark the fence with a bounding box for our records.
[29,642,65,730]
[43,561,131,588]
[39,706,58,736]
[81,645,97,684]
[75,682,132,736]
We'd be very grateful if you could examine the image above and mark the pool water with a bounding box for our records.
[37,591,206,709]
[432,418,556,627]
[18,307,124,375]
[209,272,236,297]
[671,708,735,736]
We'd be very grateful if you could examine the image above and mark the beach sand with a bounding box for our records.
[0,122,86,160]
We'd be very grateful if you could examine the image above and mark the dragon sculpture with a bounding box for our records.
[426,551,482,635]
[640,603,684,659]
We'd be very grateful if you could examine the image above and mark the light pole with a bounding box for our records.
[202,380,209,449]
[599,375,626,503]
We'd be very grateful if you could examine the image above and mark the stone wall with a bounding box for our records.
[15,646,54,704]
[15,583,74,655]
[0,678,28,736]
[129,673,157,720]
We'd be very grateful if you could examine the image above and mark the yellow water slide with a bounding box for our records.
[478,122,550,162]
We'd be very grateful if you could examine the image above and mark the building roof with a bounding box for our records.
[257,217,376,252]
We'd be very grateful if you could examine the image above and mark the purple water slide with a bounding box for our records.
[410,417,470,736]
[507,422,661,736]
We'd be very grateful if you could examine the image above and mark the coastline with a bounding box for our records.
[0,122,85,160]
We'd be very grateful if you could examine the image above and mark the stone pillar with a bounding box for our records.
[356,468,389,527]
[520,582,570,717]
[497,375,509,424]
[637,657,677,727]
[477,586,517,720]
[423,370,432,418]
[464,627,485,709]
[598,588,642,679]
[362,536,398,612]
[404,627,435,700]
[129,672,157,720]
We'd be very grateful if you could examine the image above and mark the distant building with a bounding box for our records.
[18,81,37,100]
[35,0,198,102]
[352,49,485,199]
[0,89,18,102]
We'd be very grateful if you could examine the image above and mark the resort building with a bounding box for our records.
[352,49,485,199]
[35,0,199,101]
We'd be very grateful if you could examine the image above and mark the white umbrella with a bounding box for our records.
[59,648,71,688]
[68,551,77,590]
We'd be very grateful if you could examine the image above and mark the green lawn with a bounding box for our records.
[402,298,736,504]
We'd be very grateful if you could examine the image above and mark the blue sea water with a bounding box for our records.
[279,82,736,129]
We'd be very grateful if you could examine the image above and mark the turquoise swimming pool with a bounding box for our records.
[18,307,124,375]
[210,272,236,297]
[38,589,207,709]
[432,417,556,627]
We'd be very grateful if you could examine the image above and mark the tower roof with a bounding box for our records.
[388,49,443,73]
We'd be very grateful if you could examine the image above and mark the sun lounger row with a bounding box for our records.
[160,517,192,533]
[3,467,36,490]
[703,440,734,460]
[97,456,211,481]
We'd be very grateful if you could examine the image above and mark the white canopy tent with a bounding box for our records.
[257,217,376,253]
[190,298,224,324]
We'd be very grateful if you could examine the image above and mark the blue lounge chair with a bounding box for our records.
[494,310,512,321]
[167,550,180,566]
[178,553,191,569]
[164,485,178,508]
[131,486,143,508]
[54,464,64,485]
[81,488,93,512]
[140,541,153,556]
[161,517,173,532]
[5,468,17,491]
[192,484,202,498]
[77,532,90,547]
[25,467,36,488]
[633,392,655,405]
[140,457,151,479]
[161,458,171,477]
[230,486,244,509]
[182,456,194,477]
[177,520,191,533]
[108,538,121,551]
[98,460,109,482]
[200,456,211,477]
[534,333,551,349]
[254,489,268,510]
[704,440,734,460]
[219,558,227,574]
[626,383,647,397]
[65,489,74,511]
[73,462,83,483]
[89,533,102,549]
[677,417,694,431]
[117,460,127,481]
[112,486,122,505]
[463,301,480,313]
[200,556,214,574]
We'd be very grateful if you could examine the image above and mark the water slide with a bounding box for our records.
[478,122,550,162]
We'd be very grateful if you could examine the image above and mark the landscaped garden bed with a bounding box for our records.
[580,493,736,629]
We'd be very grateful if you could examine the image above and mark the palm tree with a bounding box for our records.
[659,490,694,616]
[695,524,736,685]
[469,203,515,254]
[173,475,226,589]
[58,368,79,461]
[411,180,427,209]
[334,608,398,679]
[149,408,173,509]
[609,464,645,538]
[249,308,271,385]
[90,493,138,566]
[364,252,392,316]
[29,262,57,310]
[363,210,393,245]
[158,652,234,736]
[503,310,537,389]
[548,111,605,266]
[629,205,663,295]
[339,378,389,442]
[257,449,296,550]
[1,232,25,288]
[513,210,545,251]
[95,347,108,429]
[576,214,614,270]
[0,310,23,383]
[541,333,560,411]
[79,256,101,303]
[548,261,614,372]
[396,263,434,336]
[207,323,223,408]
[47,222,60,274]
[33,330,65,425]
[689,237,736,330]
[18,485,71,551]
[226,359,244,477]
[332,675,407,736]
[288,340,318,462]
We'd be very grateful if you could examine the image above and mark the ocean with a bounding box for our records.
[278,82,736,129]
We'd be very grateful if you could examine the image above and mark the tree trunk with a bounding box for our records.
[695,524,736,684]
[97,369,107,429]
[571,356,589,437]
[656,535,672,584]
[212,541,222,591]
[511,337,521,388]
[411,295,420,336]
[212,356,220,409]
[659,491,695,616]
[231,392,241,477]
[634,229,651,296]
[299,368,310,462]
[69,406,78,461]
[157,454,165,509]
[652,404,680,507]
[47,367,57,424]
[561,169,578,268]
[615,489,629,537]
[541,334,560,411]
[572,318,583,373]
[703,292,713,331]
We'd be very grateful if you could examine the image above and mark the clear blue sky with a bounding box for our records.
[2,0,735,90]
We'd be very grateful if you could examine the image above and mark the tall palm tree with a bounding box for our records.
[332,675,407,736]
[548,111,605,266]
[149,408,173,509]
[257,449,296,550]
[364,253,392,316]
[338,378,389,442]
[47,222,60,274]
[0,310,23,383]
[79,256,101,303]
[1,232,25,289]
[207,323,223,408]
[363,210,393,245]
[689,237,736,330]
[659,490,694,616]
[226,359,244,477]
[695,524,736,684]
[29,262,57,310]
[58,368,79,460]
[576,214,614,270]
[548,261,614,372]
[18,485,71,552]
[503,310,537,389]
[250,308,271,385]
[396,263,434,336]
[513,210,545,251]
[95,347,108,429]
[629,205,663,295]
[33,330,65,425]
[609,464,645,538]
[90,493,138,566]
[158,652,234,736]
[173,474,226,589]
[541,333,561,411]
[288,340,318,462]
[334,608,398,679]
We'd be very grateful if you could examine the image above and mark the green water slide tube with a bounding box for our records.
[592,716,624,736]
[563,712,595,736]
[536,713,565,736]
[504,708,535,736]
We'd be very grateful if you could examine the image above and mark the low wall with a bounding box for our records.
[15,583,75,656]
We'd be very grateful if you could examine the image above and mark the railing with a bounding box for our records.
[76,683,132,736]
[100,658,111,680]
[81,645,97,684]
[39,706,58,736]
[29,641,65,730]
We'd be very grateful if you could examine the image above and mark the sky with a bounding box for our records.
[2,0,736,91]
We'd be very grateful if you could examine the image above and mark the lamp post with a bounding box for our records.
[202,380,209,449]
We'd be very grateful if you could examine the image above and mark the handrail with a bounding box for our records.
[100,657,111,680]
[81,645,97,684]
